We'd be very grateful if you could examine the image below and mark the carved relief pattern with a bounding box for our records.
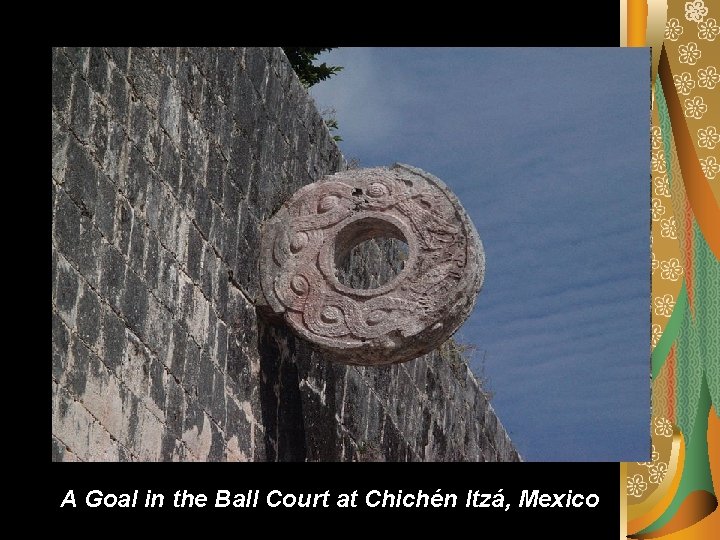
[259,164,485,365]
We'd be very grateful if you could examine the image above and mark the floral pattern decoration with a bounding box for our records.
[699,156,719,180]
[654,416,674,437]
[652,151,667,173]
[697,65,719,89]
[648,462,669,484]
[666,18,685,41]
[652,126,663,149]
[673,72,696,95]
[654,175,670,197]
[652,324,663,347]
[627,474,649,497]
[660,258,684,281]
[684,95,708,119]
[697,18,719,41]
[697,126,719,149]
[685,0,708,23]
[652,198,666,221]
[660,217,678,239]
[678,42,702,65]
[654,294,676,317]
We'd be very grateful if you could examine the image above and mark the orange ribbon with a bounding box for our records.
[658,45,720,261]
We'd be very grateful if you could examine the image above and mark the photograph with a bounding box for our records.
[51,46,649,464]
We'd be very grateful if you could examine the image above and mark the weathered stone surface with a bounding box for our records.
[51,46,519,462]
[260,165,485,365]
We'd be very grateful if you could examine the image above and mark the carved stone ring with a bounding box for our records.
[259,164,485,366]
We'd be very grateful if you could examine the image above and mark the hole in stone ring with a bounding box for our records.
[334,217,409,289]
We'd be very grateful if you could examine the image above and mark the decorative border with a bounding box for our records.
[621,1,719,538]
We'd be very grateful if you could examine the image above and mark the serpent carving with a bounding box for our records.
[259,163,485,365]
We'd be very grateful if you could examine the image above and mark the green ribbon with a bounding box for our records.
[651,281,687,379]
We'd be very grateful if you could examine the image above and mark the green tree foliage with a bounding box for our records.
[282,47,343,88]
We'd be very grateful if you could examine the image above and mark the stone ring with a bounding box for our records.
[259,163,485,366]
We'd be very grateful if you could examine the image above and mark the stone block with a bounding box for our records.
[87,47,109,96]
[54,191,83,269]
[144,293,172,356]
[225,133,252,198]
[208,421,226,462]
[102,306,127,372]
[128,217,146,276]
[156,248,179,311]
[121,268,149,336]
[66,337,90,396]
[189,47,217,85]
[143,230,160,291]
[193,183,212,238]
[99,242,127,312]
[186,225,203,283]
[210,364,227,428]
[127,47,161,114]
[114,195,133,256]
[199,243,215,300]
[213,264,229,323]
[215,48,238,104]
[230,73,260,138]
[66,137,100,212]
[95,172,117,240]
[76,286,102,348]
[168,322,187,379]
[64,47,89,76]
[54,258,79,321]
[225,397,252,459]
[52,114,69,183]
[106,47,129,71]
[182,342,200,396]
[197,349,214,411]
[215,320,228,371]
[52,311,70,380]
[124,145,151,208]
[157,47,178,75]
[129,100,160,166]
[341,370,367,438]
[200,89,224,144]
[108,66,130,122]
[149,356,167,416]
[158,135,181,194]
[176,57,203,116]
[164,377,186,440]
[159,73,182,145]
[52,48,74,114]
[205,142,226,202]
[70,74,93,143]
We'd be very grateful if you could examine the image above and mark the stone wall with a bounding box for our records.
[51,46,519,462]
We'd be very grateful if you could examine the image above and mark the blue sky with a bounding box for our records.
[310,48,650,462]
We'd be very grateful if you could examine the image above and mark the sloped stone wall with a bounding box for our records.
[51,46,519,462]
